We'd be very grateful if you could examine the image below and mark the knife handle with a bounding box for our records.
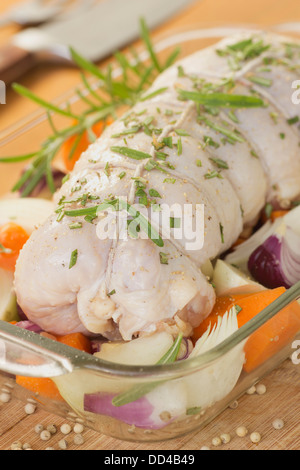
[0,43,36,85]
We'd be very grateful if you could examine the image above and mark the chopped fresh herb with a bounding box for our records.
[205,170,223,179]
[159,252,169,265]
[110,146,152,160]
[162,136,173,148]
[279,133,286,140]
[186,407,202,416]
[62,174,70,184]
[203,135,220,149]
[209,157,229,169]
[69,222,83,230]
[251,149,259,158]
[198,116,245,143]
[104,162,111,177]
[119,171,126,179]
[228,110,240,123]
[170,217,181,229]
[84,215,97,224]
[287,116,299,125]
[248,76,273,87]
[216,38,270,70]
[174,138,182,158]
[107,289,116,297]
[270,112,279,124]
[156,151,168,161]
[69,249,78,269]
[163,177,176,184]
[0,243,12,254]
[178,65,185,77]
[196,159,202,167]
[111,125,141,138]
[219,223,225,244]
[174,129,190,136]
[149,189,162,198]
[264,202,273,219]
[144,159,167,173]
[235,305,243,314]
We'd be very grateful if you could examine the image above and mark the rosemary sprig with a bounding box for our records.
[0,19,180,197]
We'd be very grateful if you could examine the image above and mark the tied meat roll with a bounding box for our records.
[15,32,300,341]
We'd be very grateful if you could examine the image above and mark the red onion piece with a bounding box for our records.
[84,392,170,430]
[248,228,300,289]
[17,304,28,321]
[15,321,43,333]
[177,338,193,360]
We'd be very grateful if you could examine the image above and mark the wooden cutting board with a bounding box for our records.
[0,0,300,451]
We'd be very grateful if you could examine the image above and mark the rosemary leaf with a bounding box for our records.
[178,90,264,108]
[110,146,152,160]
[12,84,80,120]
[140,18,162,73]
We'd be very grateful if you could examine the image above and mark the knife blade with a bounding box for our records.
[0,0,197,84]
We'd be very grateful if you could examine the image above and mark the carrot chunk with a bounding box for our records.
[16,333,92,401]
[0,223,29,272]
[62,118,113,171]
[56,333,92,354]
[193,287,300,373]
[16,376,63,402]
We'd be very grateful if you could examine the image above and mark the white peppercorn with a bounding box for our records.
[256,384,267,395]
[272,418,285,430]
[24,403,36,415]
[46,424,57,435]
[74,434,85,446]
[211,436,222,447]
[246,385,256,395]
[40,430,52,441]
[236,426,248,437]
[60,423,72,435]
[11,441,22,450]
[250,432,262,443]
[73,423,84,434]
[0,392,11,403]
[220,433,231,444]
[34,424,44,434]
[58,438,68,450]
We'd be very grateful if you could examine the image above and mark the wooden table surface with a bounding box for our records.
[0,0,300,451]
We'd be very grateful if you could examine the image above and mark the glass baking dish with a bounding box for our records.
[0,23,300,443]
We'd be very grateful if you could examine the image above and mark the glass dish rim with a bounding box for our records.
[1,22,300,381]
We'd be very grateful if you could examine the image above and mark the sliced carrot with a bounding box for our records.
[62,118,113,171]
[192,292,254,341]
[270,210,289,222]
[0,223,29,272]
[16,376,63,402]
[261,209,289,224]
[234,288,300,372]
[56,333,92,354]
[193,287,300,373]
[16,333,92,401]
[232,237,247,248]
